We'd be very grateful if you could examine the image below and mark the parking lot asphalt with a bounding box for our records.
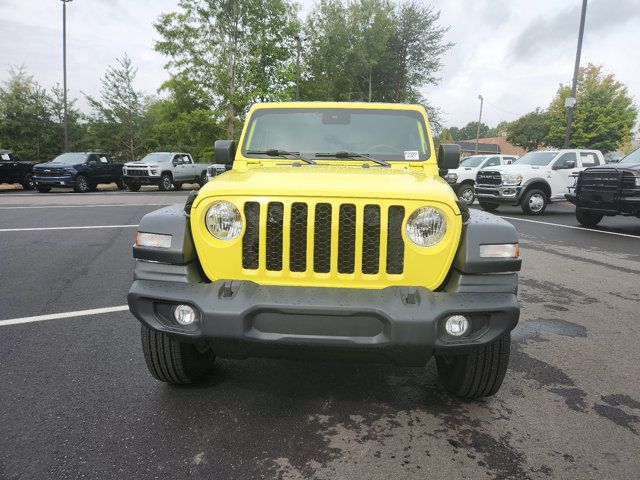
[1,188,639,480]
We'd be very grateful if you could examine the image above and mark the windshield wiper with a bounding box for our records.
[315,151,390,167]
[246,149,315,165]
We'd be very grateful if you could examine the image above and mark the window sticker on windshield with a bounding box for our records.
[404,150,419,160]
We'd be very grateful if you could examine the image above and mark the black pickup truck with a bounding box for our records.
[566,148,640,226]
[32,152,126,193]
[0,150,36,190]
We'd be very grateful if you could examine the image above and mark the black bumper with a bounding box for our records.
[128,263,519,367]
[566,192,640,215]
[124,175,161,185]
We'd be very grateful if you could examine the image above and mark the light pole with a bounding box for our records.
[564,0,588,148]
[61,0,73,152]
[475,94,483,155]
[294,33,302,101]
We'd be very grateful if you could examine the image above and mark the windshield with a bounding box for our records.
[140,153,172,163]
[513,151,558,166]
[620,149,640,165]
[51,153,87,164]
[459,156,487,168]
[242,108,430,161]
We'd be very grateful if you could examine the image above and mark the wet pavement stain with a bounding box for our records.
[592,394,640,435]
[519,278,599,305]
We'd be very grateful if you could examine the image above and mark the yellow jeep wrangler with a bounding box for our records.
[128,102,521,399]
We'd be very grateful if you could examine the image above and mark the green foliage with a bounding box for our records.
[546,64,637,152]
[448,122,491,141]
[155,0,300,138]
[302,0,452,104]
[507,109,549,151]
[84,55,146,162]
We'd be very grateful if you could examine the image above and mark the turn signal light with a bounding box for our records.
[479,243,519,258]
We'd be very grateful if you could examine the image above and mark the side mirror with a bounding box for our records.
[437,144,460,171]
[88,160,97,166]
[215,140,236,165]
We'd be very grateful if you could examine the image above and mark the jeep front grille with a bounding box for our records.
[476,170,502,186]
[242,201,406,276]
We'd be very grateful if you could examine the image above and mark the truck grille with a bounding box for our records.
[35,169,66,177]
[476,170,502,186]
[126,169,149,177]
[242,201,405,276]
[579,169,620,191]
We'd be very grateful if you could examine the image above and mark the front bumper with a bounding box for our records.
[128,262,519,366]
[124,175,161,185]
[33,174,75,187]
[475,184,523,204]
[566,192,640,215]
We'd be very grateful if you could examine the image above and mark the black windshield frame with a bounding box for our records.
[241,107,431,162]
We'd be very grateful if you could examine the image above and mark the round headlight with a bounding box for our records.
[406,207,447,247]
[205,201,242,240]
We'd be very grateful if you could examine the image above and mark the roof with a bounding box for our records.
[249,101,426,114]
[455,141,501,154]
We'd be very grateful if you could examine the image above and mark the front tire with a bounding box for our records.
[521,189,547,215]
[479,201,499,212]
[458,183,475,206]
[116,178,127,190]
[436,333,511,399]
[127,183,141,192]
[21,173,34,190]
[159,174,173,191]
[576,209,603,227]
[73,175,90,193]
[36,186,51,193]
[173,182,183,190]
[141,325,215,384]
[198,171,207,187]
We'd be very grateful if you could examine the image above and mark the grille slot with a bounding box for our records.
[126,169,149,176]
[477,171,502,186]
[242,202,260,269]
[289,203,308,272]
[313,203,332,273]
[265,202,284,271]
[386,206,405,274]
[362,205,381,274]
[337,204,356,274]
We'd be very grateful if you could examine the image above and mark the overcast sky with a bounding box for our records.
[1,0,638,128]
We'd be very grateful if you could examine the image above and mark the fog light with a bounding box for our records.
[174,304,197,325]
[445,315,469,336]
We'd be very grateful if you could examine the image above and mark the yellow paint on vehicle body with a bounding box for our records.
[191,102,463,290]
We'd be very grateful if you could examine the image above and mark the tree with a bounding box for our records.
[546,64,637,152]
[85,54,147,161]
[155,0,300,139]
[449,121,490,141]
[507,109,549,151]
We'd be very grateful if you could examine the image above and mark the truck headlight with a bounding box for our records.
[406,207,447,247]
[502,174,523,186]
[444,172,458,183]
[635,177,640,187]
[205,201,242,240]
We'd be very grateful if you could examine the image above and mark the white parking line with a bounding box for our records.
[0,203,166,210]
[0,305,130,327]
[0,224,138,232]
[499,215,640,239]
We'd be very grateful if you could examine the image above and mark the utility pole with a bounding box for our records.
[294,34,302,101]
[564,0,588,148]
[61,0,73,152]
[475,95,483,155]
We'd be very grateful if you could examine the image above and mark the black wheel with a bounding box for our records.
[159,174,173,191]
[521,189,547,215]
[141,325,215,384]
[436,333,511,399]
[116,178,127,190]
[576,209,603,227]
[21,173,34,190]
[127,183,141,192]
[36,186,51,193]
[458,183,475,206]
[198,171,207,187]
[73,175,90,193]
[173,182,183,190]
[479,201,499,212]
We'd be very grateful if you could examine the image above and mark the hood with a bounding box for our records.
[482,163,548,174]
[195,165,457,205]
[587,163,640,172]
[33,162,75,169]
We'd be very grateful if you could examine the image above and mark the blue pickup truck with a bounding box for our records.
[32,152,126,193]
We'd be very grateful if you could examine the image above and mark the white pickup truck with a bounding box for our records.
[123,152,208,191]
[475,149,605,215]
[444,154,518,205]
